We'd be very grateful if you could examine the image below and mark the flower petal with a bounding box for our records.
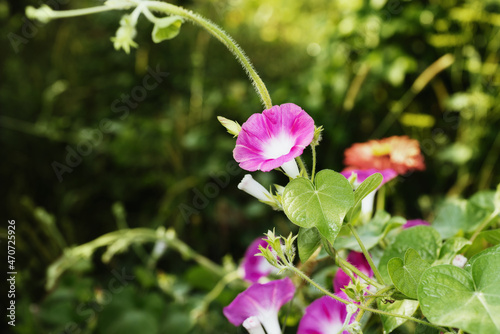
[297,293,355,334]
[223,278,295,330]
[403,219,430,229]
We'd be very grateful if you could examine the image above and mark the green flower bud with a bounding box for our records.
[217,116,241,137]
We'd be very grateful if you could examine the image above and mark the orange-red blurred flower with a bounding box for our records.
[344,136,425,175]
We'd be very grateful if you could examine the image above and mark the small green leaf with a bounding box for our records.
[283,170,354,243]
[379,226,441,283]
[418,253,500,334]
[152,16,183,43]
[334,211,404,251]
[377,298,419,333]
[388,248,431,299]
[297,227,321,263]
[346,173,383,222]
[434,192,499,239]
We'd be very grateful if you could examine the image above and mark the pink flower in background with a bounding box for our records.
[403,219,430,229]
[344,136,425,175]
[297,291,357,334]
[223,277,295,334]
[242,238,277,283]
[233,103,315,178]
[334,251,373,293]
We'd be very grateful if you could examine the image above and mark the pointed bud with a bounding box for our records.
[283,232,298,263]
[238,175,275,203]
[217,116,241,137]
[311,125,324,146]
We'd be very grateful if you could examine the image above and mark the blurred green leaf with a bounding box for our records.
[479,229,500,245]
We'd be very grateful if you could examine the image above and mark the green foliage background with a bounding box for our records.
[1,0,499,333]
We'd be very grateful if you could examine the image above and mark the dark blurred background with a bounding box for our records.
[1,0,499,333]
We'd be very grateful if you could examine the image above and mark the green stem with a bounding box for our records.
[289,266,448,332]
[336,255,384,289]
[310,144,317,182]
[355,296,374,322]
[376,185,386,211]
[469,209,500,244]
[29,5,115,20]
[143,1,272,109]
[348,224,385,285]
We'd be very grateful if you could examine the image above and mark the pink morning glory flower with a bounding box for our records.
[223,277,295,334]
[334,251,373,293]
[297,292,357,334]
[403,219,430,229]
[233,103,315,178]
[242,238,278,283]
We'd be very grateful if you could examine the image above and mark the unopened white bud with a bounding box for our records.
[243,316,266,334]
[280,159,300,179]
[238,175,273,202]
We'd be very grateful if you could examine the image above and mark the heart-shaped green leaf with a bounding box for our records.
[388,248,431,299]
[297,227,321,263]
[152,16,183,43]
[283,169,354,243]
[418,252,500,334]
[379,226,441,283]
